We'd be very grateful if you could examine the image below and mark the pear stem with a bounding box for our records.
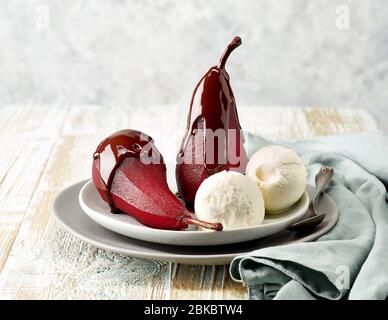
[218,36,242,69]
[182,217,223,231]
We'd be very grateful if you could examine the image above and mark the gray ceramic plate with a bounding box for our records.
[53,180,338,265]
[79,180,309,246]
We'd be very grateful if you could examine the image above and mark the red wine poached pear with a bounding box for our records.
[176,36,248,208]
[92,129,223,231]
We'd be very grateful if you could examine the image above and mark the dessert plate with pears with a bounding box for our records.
[53,37,338,264]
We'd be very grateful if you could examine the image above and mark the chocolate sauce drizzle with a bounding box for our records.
[177,36,244,176]
[93,129,153,212]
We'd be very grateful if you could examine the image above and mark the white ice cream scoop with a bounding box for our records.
[194,171,265,229]
[246,145,307,213]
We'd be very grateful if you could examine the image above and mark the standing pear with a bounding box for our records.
[176,37,248,208]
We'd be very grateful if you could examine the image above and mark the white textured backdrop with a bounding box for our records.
[0,0,387,131]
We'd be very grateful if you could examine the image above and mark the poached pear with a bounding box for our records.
[92,129,223,231]
[176,36,248,208]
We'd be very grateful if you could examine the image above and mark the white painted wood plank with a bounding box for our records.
[0,105,69,273]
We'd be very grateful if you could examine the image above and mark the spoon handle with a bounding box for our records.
[311,166,334,210]
[314,167,334,195]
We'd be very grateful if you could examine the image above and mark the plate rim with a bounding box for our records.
[79,179,309,236]
[53,180,339,263]
[53,183,246,259]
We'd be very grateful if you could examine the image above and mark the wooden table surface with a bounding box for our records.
[0,105,378,299]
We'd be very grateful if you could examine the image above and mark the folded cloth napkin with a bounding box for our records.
[230,132,388,300]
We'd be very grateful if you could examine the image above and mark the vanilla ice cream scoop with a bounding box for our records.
[246,145,307,213]
[194,171,265,229]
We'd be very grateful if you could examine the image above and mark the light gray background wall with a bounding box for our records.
[1,0,387,132]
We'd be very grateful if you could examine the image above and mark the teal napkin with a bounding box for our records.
[230,132,388,300]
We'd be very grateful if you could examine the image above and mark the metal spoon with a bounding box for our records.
[287,166,334,233]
